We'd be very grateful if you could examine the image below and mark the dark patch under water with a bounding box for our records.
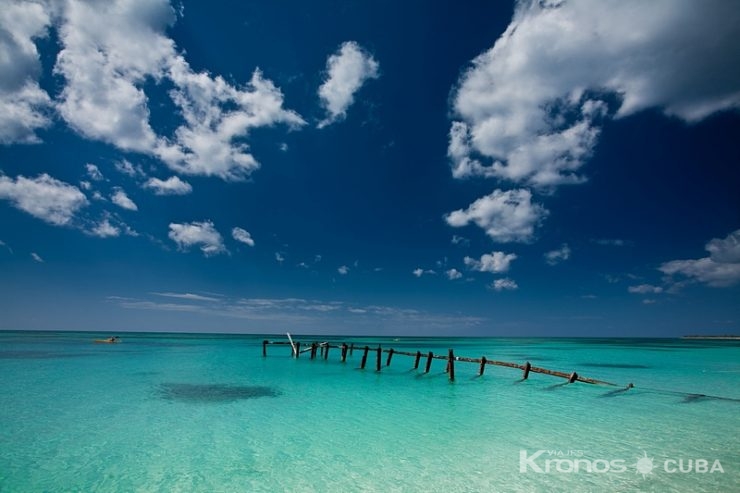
[158,383,279,403]
[680,393,740,404]
[580,363,651,369]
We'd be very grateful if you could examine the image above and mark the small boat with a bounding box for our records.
[94,337,121,344]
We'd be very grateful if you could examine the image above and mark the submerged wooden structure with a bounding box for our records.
[262,339,620,387]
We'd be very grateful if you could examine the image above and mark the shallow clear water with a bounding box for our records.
[0,332,738,492]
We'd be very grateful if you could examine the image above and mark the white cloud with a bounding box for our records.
[338,265,349,275]
[111,188,137,211]
[275,252,285,263]
[628,284,663,295]
[49,0,304,180]
[0,1,53,144]
[0,173,88,226]
[318,41,379,128]
[144,176,192,195]
[445,189,547,243]
[152,292,219,302]
[79,180,91,190]
[163,64,305,180]
[85,163,104,181]
[30,252,43,263]
[449,0,740,189]
[491,278,518,292]
[231,227,254,247]
[544,243,571,265]
[464,251,517,273]
[115,159,145,177]
[168,220,226,257]
[593,238,629,247]
[446,268,463,280]
[90,218,120,238]
[659,229,740,287]
[412,268,436,277]
[451,235,469,246]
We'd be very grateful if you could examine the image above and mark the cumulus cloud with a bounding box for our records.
[449,0,740,189]
[111,188,138,211]
[85,163,104,181]
[44,0,304,180]
[275,252,285,263]
[168,220,226,257]
[338,265,349,275]
[659,229,740,287]
[0,1,53,144]
[30,252,43,263]
[544,243,571,265]
[318,41,379,127]
[115,159,145,177]
[90,218,120,238]
[163,64,305,179]
[445,189,547,243]
[491,278,518,292]
[628,284,664,294]
[0,173,88,225]
[231,227,254,247]
[446,268,463,280]
[464,251,517,273]
[144,176,192,195]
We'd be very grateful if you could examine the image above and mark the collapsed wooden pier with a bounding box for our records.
[262,339,620,387]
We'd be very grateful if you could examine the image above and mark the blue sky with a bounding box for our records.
[1,0,739,336]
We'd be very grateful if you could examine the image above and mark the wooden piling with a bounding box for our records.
[448,349,455,382]
[263,337,620,387]
[425,351,433,373]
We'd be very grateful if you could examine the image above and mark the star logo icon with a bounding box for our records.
[631,451,656,479]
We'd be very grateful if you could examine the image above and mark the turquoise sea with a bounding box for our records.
[0,331,738,492]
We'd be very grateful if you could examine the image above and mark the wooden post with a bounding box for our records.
[376,346,382,372]
[414,351,421,369]
[386,348,394,366]
[341,343,348,362]
[448,349,455,382]
[295,341,301,358]
[568,371,578,383]
[360,346,369,369]
[479,356,487,376]
[310,343,317,359]
[324,344,330,360]
[262,340,268,357]
[350,343,354,356]
[523,361,531,380]
[425,351,433,373]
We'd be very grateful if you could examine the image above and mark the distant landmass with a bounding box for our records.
[682,335,740,340]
